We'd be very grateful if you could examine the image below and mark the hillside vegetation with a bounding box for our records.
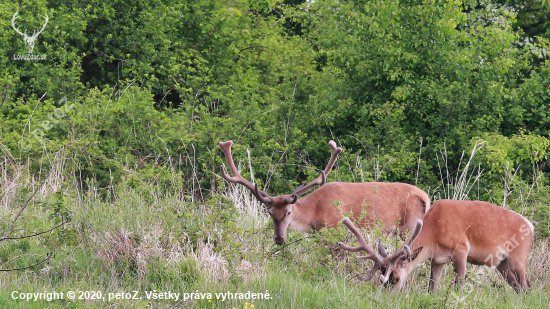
[1,0,550,308]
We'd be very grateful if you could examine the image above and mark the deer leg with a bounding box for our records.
[496,259,519,291]
[451,251,467,288]
[516,268,531,291]
[429,262,445,292]
[510,261,530,291]
[512,258,531,291]
[497,258,530,292]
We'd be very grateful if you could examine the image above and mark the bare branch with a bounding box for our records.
[0,254,50,272]
[1,168,54,240]
[0,220,68,241]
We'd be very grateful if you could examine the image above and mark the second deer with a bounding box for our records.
[339,199,533,292]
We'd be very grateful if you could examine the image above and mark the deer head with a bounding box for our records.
[339,218,423,287]
[219,140,342,245]
[11,12,49,54]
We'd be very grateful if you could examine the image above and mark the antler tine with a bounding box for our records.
[378,240,388,258]
[381,221,424,284]
[323,140,343,176]
[33,13,48,37]
[219,141,273,204]
[405,220,423,247]
[11,12,24,36]
[390,220,424,261]
[290,140,342,198]
[338,218,382,263]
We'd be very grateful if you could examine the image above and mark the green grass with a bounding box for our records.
[0,168,549,309]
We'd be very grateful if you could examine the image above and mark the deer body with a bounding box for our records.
[394,199,533,291]
[339,199,534,292]
[219,140,430,245]
[288,182,429,235]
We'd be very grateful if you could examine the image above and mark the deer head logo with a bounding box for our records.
[11,12,49,54]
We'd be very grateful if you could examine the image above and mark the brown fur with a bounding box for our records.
[379,199,533,292]
[278,181,430,237]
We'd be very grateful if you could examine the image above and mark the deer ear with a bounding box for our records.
[408,247,423,262]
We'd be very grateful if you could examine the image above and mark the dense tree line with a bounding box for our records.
[1,0,549,234]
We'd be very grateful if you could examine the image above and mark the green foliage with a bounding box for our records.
[473,132,549,175]
[1,0,549,201]
[2,1,550,306]
[502,0,550,39]
[297,0,548,188]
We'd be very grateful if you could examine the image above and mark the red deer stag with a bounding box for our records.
[219,140,430,245]
[339,199,533,292]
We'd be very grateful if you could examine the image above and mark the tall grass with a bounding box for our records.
[435,141,486,201]
[0,149,549,309]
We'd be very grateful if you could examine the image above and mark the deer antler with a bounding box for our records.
[380,220,423,283]
[338,217,384,281]
[31,14,49,38]
[392,219,423,260]
[219,141,273,204]
[11,12,25,36]
[283,140,342,204]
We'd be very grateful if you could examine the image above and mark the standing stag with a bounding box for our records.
[219,140,430,245]
[339,199,533,292]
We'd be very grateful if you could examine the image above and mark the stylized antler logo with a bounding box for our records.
[11,12,49,54]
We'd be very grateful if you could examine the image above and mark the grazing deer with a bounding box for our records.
[219,140,430,245]
[339,199,533,292]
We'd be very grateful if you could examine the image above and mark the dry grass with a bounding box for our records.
[0,150,549,308]
[96,223,186,276]
[194,242,230,283]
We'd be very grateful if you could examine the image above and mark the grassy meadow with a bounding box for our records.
[0,149,549,309]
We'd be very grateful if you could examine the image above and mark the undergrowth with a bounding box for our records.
[0,150,549,309]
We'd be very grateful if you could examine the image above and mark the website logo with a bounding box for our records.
[11,11,48,60]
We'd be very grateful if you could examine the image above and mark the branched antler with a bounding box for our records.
[219,140,274,204]
[11,12,24,36]
[31,14,49,38]
[391,219,423,260]
[380,220,423,283]
[11,12,49,53]
[219,140,343,205]
[283,140,342,204]
[11,12,49,38]
[338,217,384,280]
